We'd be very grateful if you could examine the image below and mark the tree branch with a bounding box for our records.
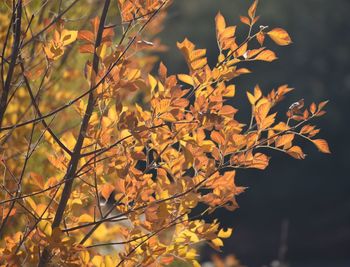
[37,0,112,265]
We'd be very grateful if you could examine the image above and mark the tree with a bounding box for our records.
[0,0,330,266]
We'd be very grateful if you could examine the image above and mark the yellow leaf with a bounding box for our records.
[254,84,262,100]
[221,26,236,39]
[235,68,251,75]
[273,122,289,132]
[287,146,305,159]
[96,43,107,59]
[148,74,157,92]
[60,132,76,151]
[190,49,207,61]
[247,91,256,105]
[247,47,265,58]
[256,102,270,123]
[177,74,194,86]
[26,198,37,213]
[275,134,294,148]
[251,153,269,170]
[43,44,64,60]
[267,28,292,46]
[248,0,259,19]
[211,237,224,247]
[78,214,94,223]
[218,228,233,238]
[312,139,330,153]
[92,255,103,267]
[219,105,237,116]
[223,84,235,97]
[104,256,114,267]
[38,220,52,236]
[191,58,207,70]
[80,251,90,264]
[60,29,78,46]
[254,49,277,62]
[215,12,226,34]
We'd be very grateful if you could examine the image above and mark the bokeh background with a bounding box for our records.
[158,0,350,266]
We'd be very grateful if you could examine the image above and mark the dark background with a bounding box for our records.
[158,0,350,266]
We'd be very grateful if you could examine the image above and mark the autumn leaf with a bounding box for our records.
[60,30,78,46]
[248,0,259,19]
[215,12,226,34]
[287,146,305,159]
[0,1,329,266]
[254,49,277,62]
[240,16,250,26]
[177,74,194,86]
[267,28,292,46]
[218,228,233,238]
[312,139,331,153]
[256,32,265,46]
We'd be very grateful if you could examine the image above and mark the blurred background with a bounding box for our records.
[158,0,350,266]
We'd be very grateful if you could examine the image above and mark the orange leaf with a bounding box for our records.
[215,12,226,34]
[240,16,250,26]
[219,105,237,116]
[248,0,259,19]
[287,146,305,159]
[267,28,292,46]
[78,30,95,43]
[211,131,225,145]
[100,183,115,200]
[275,134,294,148]
[312,139,330,153]
[251,153,269,170]
[318,100,329,111]
[310,102,317,114]
[256,32,265,46]
[254,49,277,62]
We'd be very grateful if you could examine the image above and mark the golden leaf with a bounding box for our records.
[215,12,226,34]
[287,146,305,159]
[267,28,292,46]
[78,214,94,223]
[254,49,277,62]
[211,237,224,247]
[218,228,233,238]
[248,0,259,19]
[275,134,295,148]
[177,74,194,86]
[219,105,237,116]
[312,139,331,153]
[60,29,78,46]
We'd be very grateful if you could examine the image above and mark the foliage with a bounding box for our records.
[0,0,329,266]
